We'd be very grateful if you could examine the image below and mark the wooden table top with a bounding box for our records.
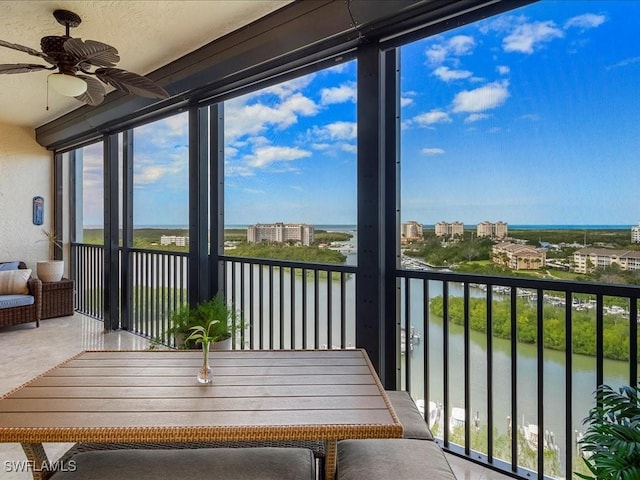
[0,349,403,444]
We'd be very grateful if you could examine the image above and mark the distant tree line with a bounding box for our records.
[430,296,635,362]
[404,235,494,266]
[226,243,346,264]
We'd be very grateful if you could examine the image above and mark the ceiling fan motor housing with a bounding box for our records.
[40,36,67,54]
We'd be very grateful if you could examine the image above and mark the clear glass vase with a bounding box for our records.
[197,343,212,384]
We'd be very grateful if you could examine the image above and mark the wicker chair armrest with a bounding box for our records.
[28,277,43,319]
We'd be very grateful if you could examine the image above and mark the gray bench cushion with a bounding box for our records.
[337,439,456,480]
[386,390,434,440]
[50,447,316,480]
[0,294,34,309]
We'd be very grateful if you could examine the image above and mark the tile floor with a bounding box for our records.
[0,313,512,480]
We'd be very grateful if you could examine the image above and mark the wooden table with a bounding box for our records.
[0,349,402,480]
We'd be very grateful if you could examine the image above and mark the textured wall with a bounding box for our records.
[0,123,52,270]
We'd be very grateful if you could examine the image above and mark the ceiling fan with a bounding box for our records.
[0,9,169,106]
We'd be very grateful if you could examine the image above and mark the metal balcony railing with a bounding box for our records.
[71,243,639,480]
[397,268,639,480]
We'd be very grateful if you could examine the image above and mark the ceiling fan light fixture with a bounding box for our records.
[48,72,87,97]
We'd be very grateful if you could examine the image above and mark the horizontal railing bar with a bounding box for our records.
[397,268,640,298]
[220,254,357,274]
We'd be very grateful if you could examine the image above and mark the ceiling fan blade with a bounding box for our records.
[0,39,55,64]
[0,63,53,74]
[75,75,106,106]
[64,38,119,67]
[94,67,169,99]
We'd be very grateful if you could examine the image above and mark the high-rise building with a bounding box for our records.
[632,223,640,243]
[401,221,423,242]
[434,221,464,237]
[247,223,315,246]
[477,221,508,239]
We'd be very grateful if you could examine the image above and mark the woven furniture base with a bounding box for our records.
[41,279,74,319]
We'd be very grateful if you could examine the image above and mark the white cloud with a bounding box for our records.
[134,154,185,186]
[465,113,489,123]
[421,148,445,156]
[243,188,266,195]
[503,21,564,53]
[412,110,452,126]
[426,35,475,65]
[606,56,640,70]
[497,65,510,75]
[245,145,311,168]
[282,93,318,116]
[341,144,357,154]
[311,143,332,151]
[479,14,526,34]
[225,92,318,141]
[450,35,475,56]
[426,44,448,65]
[452,81,510,113]
[520,113,540,121]
[400,97,414,107]
[260,75,315,99]
[313,121,357,140]
[564,13,606,30]
[433,66,473,82]
[320,83,356,105]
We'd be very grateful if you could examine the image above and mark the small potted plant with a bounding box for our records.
[168,293,242,350]
[36,228,64,282]
[577,382,640,479]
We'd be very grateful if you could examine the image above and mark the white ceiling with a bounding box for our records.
[0,0,292,129]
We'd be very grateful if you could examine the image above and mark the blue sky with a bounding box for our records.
[81,1,639,228]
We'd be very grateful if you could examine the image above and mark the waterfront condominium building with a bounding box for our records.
[477,221,508,239]
[401,221,423,242]
[247,222,315,246]
[434,221,464,238]
[160,235,189,247]
[632,223,640,243]
[492,242,546,270]
[573,248,640,274]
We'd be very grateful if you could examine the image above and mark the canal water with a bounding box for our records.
[219,227,632,477]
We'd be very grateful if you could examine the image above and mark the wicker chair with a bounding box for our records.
[0,261,42,328]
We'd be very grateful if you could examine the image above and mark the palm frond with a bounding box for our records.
[0,39,55,64]
[0,63,52,74]
[75,75,106,106]
[94,67,169,99]
[64,38,119,67]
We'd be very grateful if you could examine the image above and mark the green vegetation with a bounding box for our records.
[403,228,640,285]
[225,229,246,242]
[169,293,241,349]
[509,229,637,250]
[430,295,636,362]
[577,383,640,480]
[404,234,494,266]
[81,228,352,264]
[447,425,561,478]
[313,230,352,244]
[226,243,345,264]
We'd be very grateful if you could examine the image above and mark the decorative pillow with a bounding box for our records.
[0,269,31,295]
[0,261,20,271]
